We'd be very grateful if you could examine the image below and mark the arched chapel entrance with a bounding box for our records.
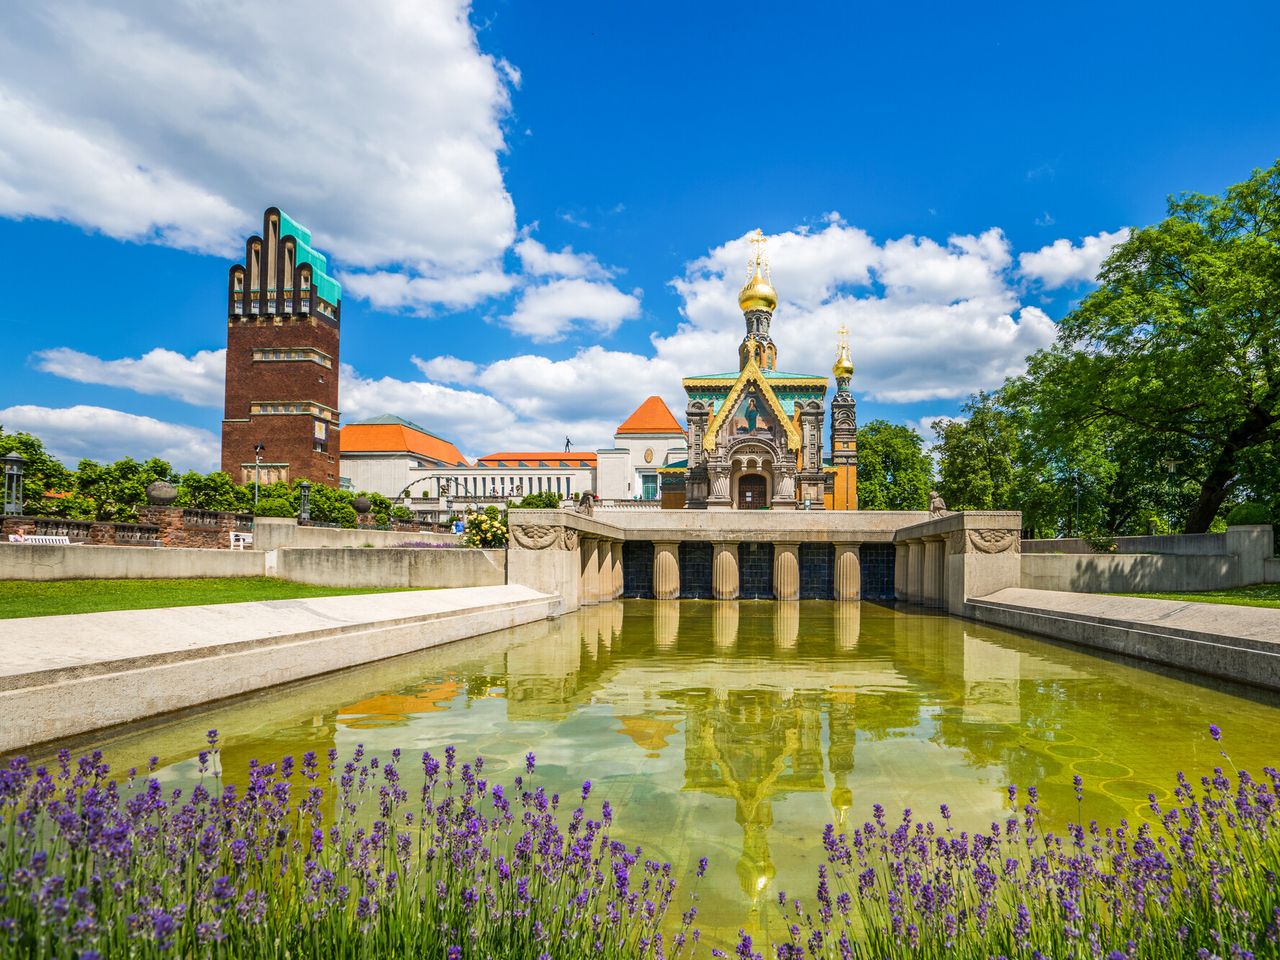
[736,474,768,509]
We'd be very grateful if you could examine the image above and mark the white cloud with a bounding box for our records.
[514,238,610,279]
[1018,229,1130,289]
[0,404,219,470]
[503,279,641,342]
[413,355,480,385]
[0,1,517,298]
[663,220,1059,404]
[340,268,516,312]
[31,346,225,407]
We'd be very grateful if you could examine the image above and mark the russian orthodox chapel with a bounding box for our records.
[677,230,859,509]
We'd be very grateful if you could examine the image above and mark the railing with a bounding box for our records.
[114,524,160,545]
[32,519,93,540]
[233,514,254,531]
[595,500,662,510]
[182,509,225,530]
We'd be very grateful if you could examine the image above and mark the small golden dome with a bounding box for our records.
[833,343,854,380]
[739,263,777,313]
[738,228,777,314]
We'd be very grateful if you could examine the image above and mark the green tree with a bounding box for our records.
[363,492,392,526]
[75,457,176,521]
[0,428,78,518]
[933,393,1019,511]
[176,471,251,512]
[513,491,562,509]
[254,497,295,518]
[855,420,932,510]
[1026,159,1280,532]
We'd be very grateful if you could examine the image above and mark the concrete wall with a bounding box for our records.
[1023,532,1228,555]
[1020,526,1275,593]
[275,547,505,588]
[1267,558,1280,584]
[253,517,457,551]
[0,543,265,581]
[1021,552,1240,593]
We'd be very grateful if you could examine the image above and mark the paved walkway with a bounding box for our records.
[0,585,555,753]
[968,588,1280,691]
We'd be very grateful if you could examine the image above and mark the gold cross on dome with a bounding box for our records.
[747,228,770,278]
[837,324,849,348]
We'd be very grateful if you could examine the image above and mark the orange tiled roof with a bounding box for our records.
[341,422,469,466]
[616,395,685,435]
[476,452,597,468]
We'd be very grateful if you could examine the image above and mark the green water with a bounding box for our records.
[42,600,1280,946]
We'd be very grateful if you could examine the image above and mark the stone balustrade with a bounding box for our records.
[505,507,1023,615]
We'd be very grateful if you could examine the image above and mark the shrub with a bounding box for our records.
[253,496,294,518]
[1225,501,1271,526]
[460,507,507,547]
[514,491,563,509]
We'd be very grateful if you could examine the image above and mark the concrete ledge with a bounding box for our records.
[967,587,1280,692]
[275,547,506,588]
[0,543,265,580]
[0,585,555,753]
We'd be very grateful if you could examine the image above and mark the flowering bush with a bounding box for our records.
[460,505,508,548]
[0,736,703,959]
[755,725,1279,960]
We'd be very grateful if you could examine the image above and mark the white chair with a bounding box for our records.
[230,531,253,550]
[8,534,71,545]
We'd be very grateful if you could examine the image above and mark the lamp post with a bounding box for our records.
[2,451,26,516]
[1161,459,1182,533]
[298,480,311,523]
[253,443,265,507]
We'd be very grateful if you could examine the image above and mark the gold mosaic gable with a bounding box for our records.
[703,356,802,454]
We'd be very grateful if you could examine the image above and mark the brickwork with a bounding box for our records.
[2,517,161,546]
[221,208,343,488]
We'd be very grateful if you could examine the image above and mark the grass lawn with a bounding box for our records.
[1116,583,1280,609]
[0,577,420,619]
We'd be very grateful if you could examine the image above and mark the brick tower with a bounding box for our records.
[221,208,342,487]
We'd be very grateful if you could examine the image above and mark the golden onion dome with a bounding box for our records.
[738,261,777,314]
[832,343,854,380]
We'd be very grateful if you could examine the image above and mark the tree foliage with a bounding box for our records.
[855,420,932,511]
[1018,160,1280,532]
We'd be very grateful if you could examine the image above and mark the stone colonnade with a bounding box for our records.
[578,536,625,605]
[649,540,862,601]
[893,513,1022,613]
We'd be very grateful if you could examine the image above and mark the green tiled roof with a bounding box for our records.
[687,370,826,380]
[280,211,342,305]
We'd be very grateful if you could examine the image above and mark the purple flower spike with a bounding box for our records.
[525,751,536,774]
[1209,723,1222,741]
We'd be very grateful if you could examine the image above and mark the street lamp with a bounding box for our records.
[1161,459,1183,533]
[298,480,311,523]
[253,443,265,507]
[2,451,26,516]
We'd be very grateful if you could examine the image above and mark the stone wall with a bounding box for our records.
[2,516,161,546]
[0,543,265,581]
[1020,526,1275,593]
[252,517,457,551]
[274,547,505,589]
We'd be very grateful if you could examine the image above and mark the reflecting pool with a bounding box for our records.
[39,600,1280,946]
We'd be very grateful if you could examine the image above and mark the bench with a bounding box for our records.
[7,535,72,545]
[230,531,254,550]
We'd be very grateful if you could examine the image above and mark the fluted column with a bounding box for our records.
[922,536,945,607]
[596,538,612,603]
[653,541,680,600]
[773,542,800,601]
[894,543,909,601]
[712,541,739,600]
[907,539,925,604]
[580,537,600,605]
[834,542,862,601]
[835,601,861,649]
[610,541,624,598]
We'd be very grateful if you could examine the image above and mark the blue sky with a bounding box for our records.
[1,0,1277,469]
